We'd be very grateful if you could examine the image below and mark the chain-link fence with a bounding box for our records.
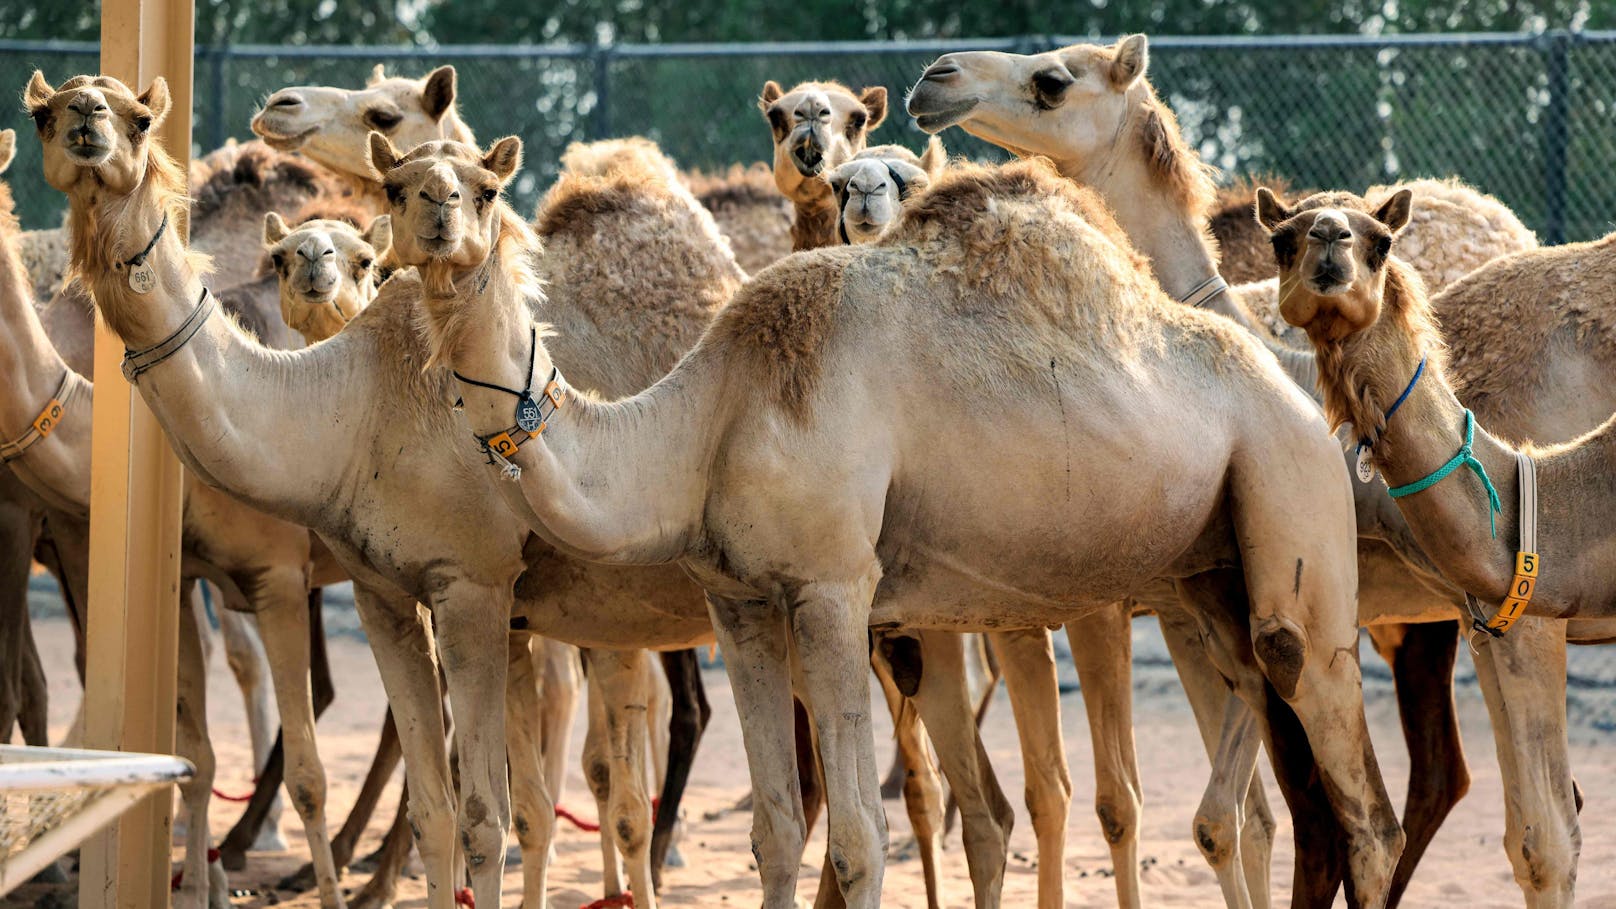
[2,31,1613,243]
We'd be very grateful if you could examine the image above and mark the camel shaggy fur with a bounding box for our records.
[683,163,793,273]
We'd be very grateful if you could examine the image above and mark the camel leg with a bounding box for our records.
[1472,616,1578,908]
[593,649,660,909]
[1195,694,1263,909]
[218,606,289,852]
[1064,605,1143,909]
[349,780,415,909]
[583,657,626,898]
[538,640,581,809]
[249,567,344,908]
[1367,621,1469,907]
[942,633,1002,837]
[0,500,37,743]
[871,634,946,909]
[991,628,1071,909]
[352,587,456,909]
[175,581,227,909]
[1157,607,1275,909]
[432,586,513,908]
[905,629,1013,908]
[707,595,807,909]
[652,648,711,885]
[344,712,404,869]
[18,609,49,746]
[507,633,556,909]
[789,583,886,909]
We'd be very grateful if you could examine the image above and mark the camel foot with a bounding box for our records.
[218,844,248,872]
[705,790,752,820]
[250,825,289,853]
[208,860,230,909]
[278,862,319,892]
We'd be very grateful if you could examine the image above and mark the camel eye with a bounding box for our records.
[384,183,404,206]
[30,107,50,132]
[134,114,152,133]
[271,252,286,272]
[366,109,403,131]
[480,188,497,204]
[1032,70,1074,108]
[359,257,373,271]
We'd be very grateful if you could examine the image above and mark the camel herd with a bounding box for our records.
[3,30,1614,909]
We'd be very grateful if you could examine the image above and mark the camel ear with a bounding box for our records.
[262,211,289,246]
[368,63,387,86]
[362,215,392,259]
[1373,188,1413,233]
[1254,187,1294,231]
[24,71,53,111]
[758,80,784,111]
[919,136,946,178]
[0,130,14,174]
[1109,34,1149,90]
[422,66,456,122]
[825,162,853,198]
[367,131,401,179]
[137,77,171,131]
[482,136,522,184]
[858,86,889,131]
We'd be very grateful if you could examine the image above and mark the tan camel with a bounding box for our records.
[758,79,887,250]
[391,108,1402,909]
[825,137,946,244]
[252,64,473,212]
[905,38,1569,907]
[261,210,391,339]
[683,163,793,273]
[396,132,1033,909]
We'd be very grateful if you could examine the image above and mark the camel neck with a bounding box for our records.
[0,213,92,513]
[69,182,350,527]
[1329,314,1521,605]
[1074,153,1221,302]
[437,236,718,565]
[791,190,840,251]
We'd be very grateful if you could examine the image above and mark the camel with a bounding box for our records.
[683,163,793,273]
[252,64,473,214]
[261,210,392,339]
[825,138,946,244]
[904,37,1574,906]
[30,70,853,909]
[380,97,1404,909]
[758,79,887,250]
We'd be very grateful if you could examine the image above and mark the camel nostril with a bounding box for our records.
[269,94,303,109]
[923,62,960,82]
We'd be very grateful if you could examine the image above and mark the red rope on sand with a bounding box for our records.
[580,894,634,909]
[212,775,258,802]
[455,886,476,908]
[555,804,601,832]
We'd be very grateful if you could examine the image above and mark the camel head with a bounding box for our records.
[758,80,887,202]
[825,137,945,244]
[1258,186,1413,343]
[25,71,171,198]
[253,65,475,187]
[906,35,1162,176]
[262,211,391,341]
[368,133,521,295]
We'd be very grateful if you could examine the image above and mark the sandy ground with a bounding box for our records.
[7,607,1616,909]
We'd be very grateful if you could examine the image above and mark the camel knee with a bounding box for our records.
[457,797,508,873]
[1096,790,1140,849]
[1252,620,1307,701]
[1193,803,1240,869]
[826,818,885,895]
[1025,766,1073,836]
[1506,821,1580,896]
[586,755,613,803]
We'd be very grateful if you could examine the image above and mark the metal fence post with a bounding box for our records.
[591,42,613,140]
[1541,30,1572,245]
[207,45,227,154]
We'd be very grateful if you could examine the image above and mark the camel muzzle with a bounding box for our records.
[789,128,827,176]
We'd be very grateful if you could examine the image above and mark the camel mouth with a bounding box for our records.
[253,122,316,151]
[909,101,978,134]
[65,143,114,166]
[416,235,458,257]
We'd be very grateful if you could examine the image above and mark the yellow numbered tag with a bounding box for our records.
[32,399,63,438]
[1487,551,1541,633]
[544,380,566,409]
[487,432,519,458]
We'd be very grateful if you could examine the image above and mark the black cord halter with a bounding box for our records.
[116,210,168,272]
[452,326,548,431]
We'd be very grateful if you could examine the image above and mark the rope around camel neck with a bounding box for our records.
[1386,408,1501,539]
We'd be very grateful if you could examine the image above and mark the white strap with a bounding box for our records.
[1517,451,1537,555]
[1178,274,1229,308]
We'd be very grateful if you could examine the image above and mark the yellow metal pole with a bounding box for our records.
[79,0,193,905]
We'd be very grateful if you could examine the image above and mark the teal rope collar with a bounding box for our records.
[1386,408,1501,538]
